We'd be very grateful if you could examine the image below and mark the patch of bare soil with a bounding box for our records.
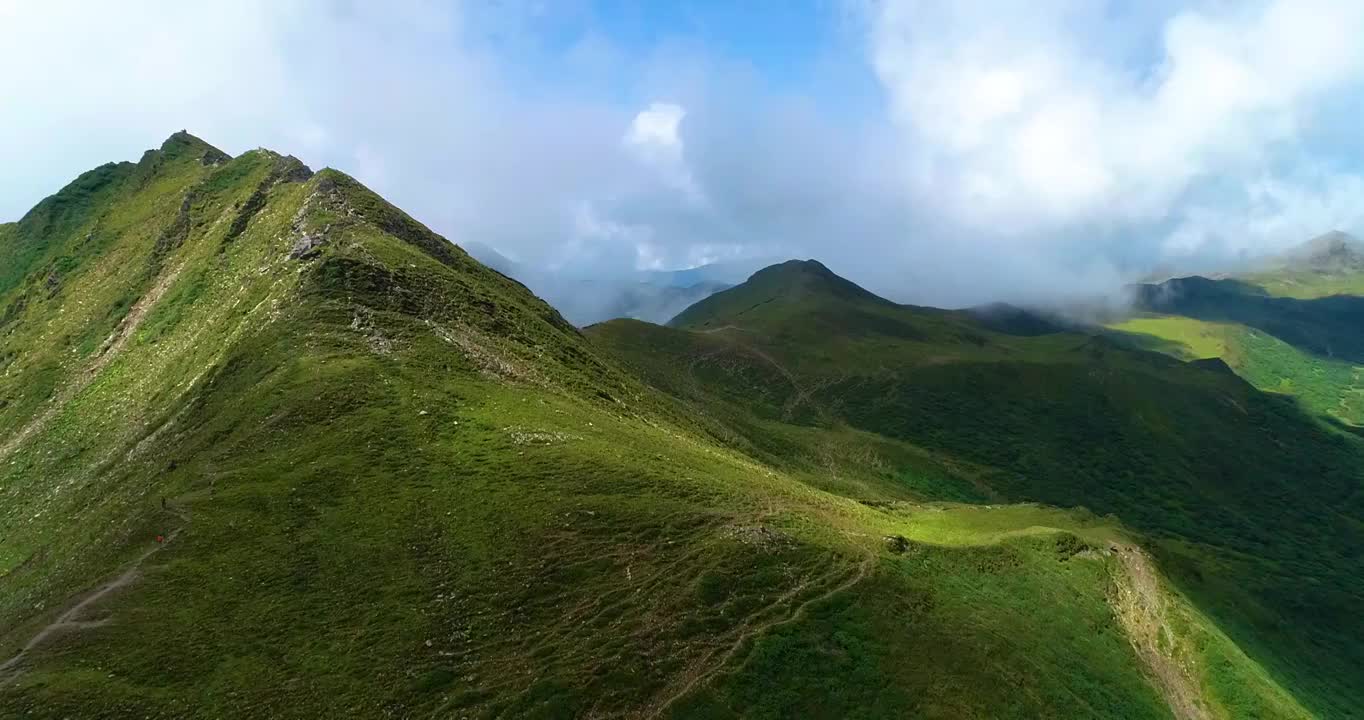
[1109,543,1210,720]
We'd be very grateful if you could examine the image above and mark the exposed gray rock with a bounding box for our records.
[288,232,325,260]
[274,155,314,184]
[200,146,231,166]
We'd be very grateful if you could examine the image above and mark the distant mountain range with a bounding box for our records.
[1275,230,1364,275]
[461,240,771,326]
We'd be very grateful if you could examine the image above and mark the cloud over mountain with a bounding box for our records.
[4,1,1364,308]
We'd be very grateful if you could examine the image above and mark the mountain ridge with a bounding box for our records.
[1280,230,1364,274]
[0,133,1358,718]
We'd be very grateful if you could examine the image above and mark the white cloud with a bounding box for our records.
[567,202,660,272]
[625,103,686,155]
[869,0,1364,256]
[623,102,703,203]
[1167,170,1364,257]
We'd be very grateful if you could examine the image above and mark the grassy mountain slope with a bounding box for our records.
[1113,237,1364,425]
[1128,276,1364,362]
[1246,231,1364,298]
[0,135,1289,719]
[1109,314,1364,424]
[594,261,1364,718]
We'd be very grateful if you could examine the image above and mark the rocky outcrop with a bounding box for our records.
[222,154,315,247]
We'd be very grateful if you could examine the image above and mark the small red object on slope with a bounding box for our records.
[156,535,165,544]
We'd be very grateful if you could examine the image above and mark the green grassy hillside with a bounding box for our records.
[1128,276,1364,363]
[0,135,1351,719]
[1243,232,1364,299]
[1113,238,1364,426]
[1109,314,1364,424]
[594,261,1364,718]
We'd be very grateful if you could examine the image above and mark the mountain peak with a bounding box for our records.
[1306,229,1356,245]
[745,258,887,303]
[751,258,835,280]
[669,258,892,328]
[156,130,231,165]
[1284,230,1364,273]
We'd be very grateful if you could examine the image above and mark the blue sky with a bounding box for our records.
[4,1,1364,307]
[498,1,852,81]
[466,1,883,121]
[559,1,839,66]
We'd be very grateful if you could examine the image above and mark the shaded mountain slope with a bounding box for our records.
[1108,312,1364,425]
[1129,276,1364,363]
[0,134,1294,719]
[593,261,1364,718]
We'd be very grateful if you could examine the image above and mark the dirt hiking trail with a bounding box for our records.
[0,503,189,684]
[643,554,874,719]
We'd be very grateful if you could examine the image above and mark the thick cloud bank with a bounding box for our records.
[4,1,1364,310]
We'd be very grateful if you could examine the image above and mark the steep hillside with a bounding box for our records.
[595,261,1364,718]
[1109,314,1364,424]
[0,134,1304,719]
[1113,237,1364,425]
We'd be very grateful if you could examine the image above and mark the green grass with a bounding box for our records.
[1241,269,1364,299]
[0,162,135,298]
[1109,316,1233,359]
[1111,313,1364,425]
[676,534,1170,720]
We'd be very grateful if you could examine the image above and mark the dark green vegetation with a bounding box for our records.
[1130,275,1364,363]
[595,259,1364,717]
[1109,314,1364,424]
[0,136,1356,719]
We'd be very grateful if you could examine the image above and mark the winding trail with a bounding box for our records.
[644,554,874,719]
[0,504,188,684]
[687,330,823,422]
